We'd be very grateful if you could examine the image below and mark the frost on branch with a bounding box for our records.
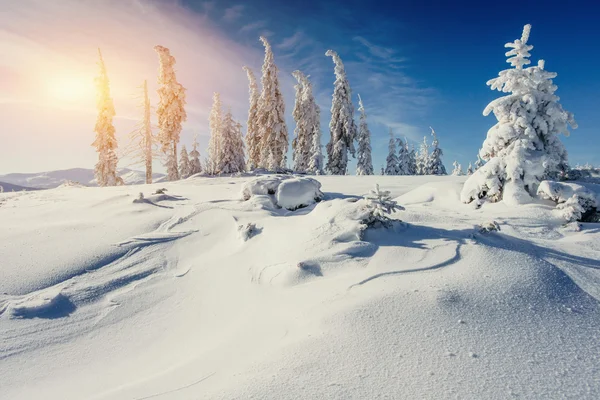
[537,181,599,222]
[361,184,404,228]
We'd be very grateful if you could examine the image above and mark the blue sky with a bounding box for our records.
[1,0,598,174]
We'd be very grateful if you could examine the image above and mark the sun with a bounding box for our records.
[46,73,93,103]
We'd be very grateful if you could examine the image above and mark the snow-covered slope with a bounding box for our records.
[0,181,40,192]
[1,175,599,399]
[0,168,165,189]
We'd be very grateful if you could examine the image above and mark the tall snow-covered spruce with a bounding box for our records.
[325,50,357,175]
[427,127,447,175]
[242,66,261,170]
[461,24,577,205]
[415,136,430,175]
[291,70,322,174]
[356,95,374,175]
[219,109,245,174]
[407,141,417,175]
[92,49,120,187]
[385,128,400,175]
[127,80,155,184]
[155,45,187,181]
[207,92,223,175]
[396,137,411,175]
[257,37,288,171]
[291,71,309,173]
[189,135,202,176]
[179,145,191,179]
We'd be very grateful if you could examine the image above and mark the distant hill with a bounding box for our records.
[0,181,41,192]
[0,168,165,189]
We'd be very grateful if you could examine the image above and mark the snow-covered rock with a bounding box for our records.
[537,180,599,222]
[276,177,323,210]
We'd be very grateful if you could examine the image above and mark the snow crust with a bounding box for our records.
[1,175,599,400]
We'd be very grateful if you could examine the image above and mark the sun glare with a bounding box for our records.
[46,73,93,103]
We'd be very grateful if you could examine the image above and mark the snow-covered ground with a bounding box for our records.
[1,175,599,399]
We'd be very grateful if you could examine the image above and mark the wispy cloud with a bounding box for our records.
[277,31,306,50]
[353,36,408,64]
[240,20,267,33]
[222,5,244,22]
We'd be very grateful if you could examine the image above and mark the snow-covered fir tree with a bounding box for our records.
[427,127,446,175]
[179,145,191,179]
[207,92,223,175]
[127,80,155,184]
[474,154,484,171]
[92,49,120,187]
[467,162,474,175]
[396,137,411,175]
[301,74,324,175]
[385,128,400,175]
[415,136,430,175]
[232,120,246,173]
[189,135,202,175]
[291,70,310,173]
[380,166,385,175]
[257,37,288,171]
[407,141,417,175]
[356,94,374,175]
[325,50,357,175]
[461,24,577,205]
[452,161,464,176]
[242,66,261,170]
[155,45,187,181]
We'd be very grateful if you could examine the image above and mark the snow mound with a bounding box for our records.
[6,288,75,319]
[276,177,323,210]
[242,175,323,210]
[537,180,599,222]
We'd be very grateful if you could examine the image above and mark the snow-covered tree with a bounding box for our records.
[179,145,191,178]
[242,66,261,170]
[325,50,357,175]
[396,137,411,175]
[189,135,202,175]
[126,80,156,184]
[380,165,385,175]
[257,37,288,171]
[155,45,186,181]
[207,92,223,175]
[461,24,577,205]
[452,161,464,176]
[407,141,417,175]
[291,70,310,173]
[474,154,484,171]
[356,94,374,175]
[218,109,245,174]
[467,162,474,175]
[415,136,430,175]
[362,184,404,229]
[385,128,400,175]
[427,127,447,175]
[232,120,246,173]
[302,75,324,175]
[92,49,120,187]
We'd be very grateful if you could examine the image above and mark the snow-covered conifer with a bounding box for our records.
[385,128,400,175]
[407,141,417,175]
[207,92,223,175]
[189,135,202,175]
[291,70,309,173]
[325,50,357,175]
[179,145,191,178]
[452,161,464,176]
[257,37,288,171]
[467,162,474,175]
[356,94,374,175]
[126,80,155,184]
[396,137,411,175]
[415,136,430,175]
[303,76,324,175]
[461,24,577,205]
[242,66,261,170]
[155,45,187,181]
[92,49,120,187]
[219,109,245,174]
[233,121,246,173]
[427,127,447,175]
[474,154,484,171]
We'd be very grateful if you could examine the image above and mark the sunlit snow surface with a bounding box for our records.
[1,175,599,399]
